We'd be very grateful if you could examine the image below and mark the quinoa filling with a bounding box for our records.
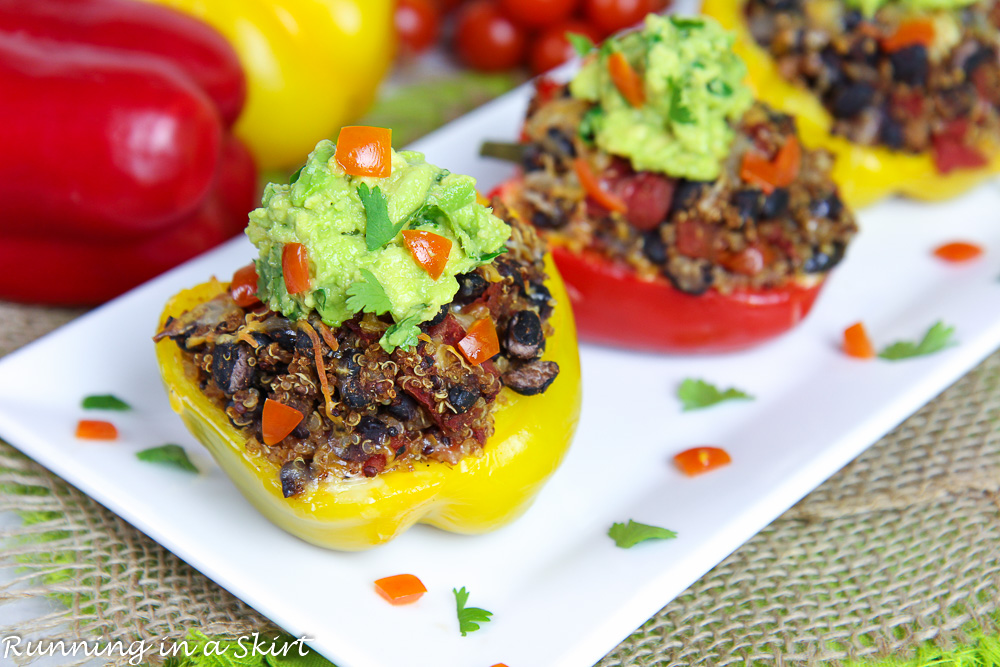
[746,0,1000,163]
[154,217,560,494]
[497,83,858,295]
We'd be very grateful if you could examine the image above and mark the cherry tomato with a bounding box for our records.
[500,0,577,29]
[529,20,600,74]
[583,0,649,36]
[395,0,441,55]
[454,0,527,71]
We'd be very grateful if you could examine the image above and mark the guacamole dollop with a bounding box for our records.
[569,14,753,181]
[246,139,510,351]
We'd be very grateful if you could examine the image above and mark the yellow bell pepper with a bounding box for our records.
[154,255,582,551]
[702,0,1000,208]
[142,0,394,170]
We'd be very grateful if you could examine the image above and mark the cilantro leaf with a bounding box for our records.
[453,587,493,637]
[289,166,303,184]
[608,520,678,549]
[668,79,693,124]
[358,183,404,251]
[566,32,596,57]
[346,269,392,315]
[707,79,733,97]
[677,379,753,411]
[878,321,957,361]
[136,444,198,474]
[82,394,131,411]
[670,17,705,29]
[477,247,508,264]
[380,314,423,353]
[579,106,604,142]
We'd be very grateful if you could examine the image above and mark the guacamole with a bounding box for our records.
[569,14,753,181]
[246,140,510,351]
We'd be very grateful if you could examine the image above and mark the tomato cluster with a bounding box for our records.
[394,0,669,74]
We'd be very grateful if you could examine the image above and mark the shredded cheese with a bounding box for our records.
[299,321,336,420]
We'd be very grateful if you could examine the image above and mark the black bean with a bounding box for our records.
[880,117,905,149]
[502,360,560,396]
[527,281,553,318]
[395,445,407,457]
[761,188,789,219]
[456,272,488,301]
[531,209,563,229]
[642,230,668,265]
[334,349,370,410]
[251,332,271,348]
[831,81,875,118]
[545,127,577,157]
[280,459,311,498]
[671,180,705,213]
[268,324,298,349]
[819,46,844,87]
[521,143,545,172]
[506,310,543,359]
[963,45,995,75]
[295,331,316,354]
[809,193,843,219]
[665,262,714,296]
[425,304,448,328]
[890,44,928,85]
[496,258,525,294]
[291,417,310,440]
[447,386,480,413]
[843,10,862,31]
[211,343,254,395]
[385,394,419,422]
[803,242,846,273]
[356,416,389,445]
[731,189,762,223]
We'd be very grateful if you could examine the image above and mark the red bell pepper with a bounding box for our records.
[0,32,224,240]
[0,0,245,125]
[549,246,824,353]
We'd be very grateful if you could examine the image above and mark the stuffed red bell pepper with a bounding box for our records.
[487,14,858,353]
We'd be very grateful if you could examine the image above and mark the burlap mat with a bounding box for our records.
[1,301,998,666]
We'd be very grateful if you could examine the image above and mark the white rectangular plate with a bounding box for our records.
[3,77,1000,667]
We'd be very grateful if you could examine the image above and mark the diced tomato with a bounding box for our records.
[261,398,304,446]
[335,126,392,178]
[611,171,675,230]
[608,52,645,108]
[534,75,562,104]
[881,18,935,52]
[720,245,765,276]
[674,446,731,476]
[843,322,875,359]
[675,220,711,259]
[401,230,452,280]
[374,574,427,605]
[932,137,988,174]
[573,158,627,213]
[76,419,118,440]
[282,243,310,295]
[230,263,260,308]
[933,241,983,263]
[740,136,801,194]
[457,317,500,365]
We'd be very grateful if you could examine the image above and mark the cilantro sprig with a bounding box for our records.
[136,444,198,474]
[608,520,678,549]
[358,183,405,251]
[82,394,131,411]
[453,587,493,636]
[677,379,753,411]
[878,321,957,361]
[567,32,596,57]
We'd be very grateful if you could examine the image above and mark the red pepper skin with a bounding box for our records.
[216,135,259,229]
[0,33,222,240]
[550,245,825,353]
[0,188,245,306]
[0,0,245,125]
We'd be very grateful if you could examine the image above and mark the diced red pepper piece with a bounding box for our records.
[282,243,311,295]
[674,446,731,476]
[933,241,983,263]
[401,230,452,280]
[230,263,260,308]
[740,136,801,194]
[261,398,304,446]
[881,19,935,52]
[843,322,875,359]
[573,158,627,213]
[457,317,500,365]
[76,419,118,440]
[932,138,988,174]
[608,52,645,108]
[335,126,392,178]
[374,574,427,605]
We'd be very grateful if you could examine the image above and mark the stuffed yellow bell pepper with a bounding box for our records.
[142,0,394,170]
[154,129,581,551]
[703,0,1000,207]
